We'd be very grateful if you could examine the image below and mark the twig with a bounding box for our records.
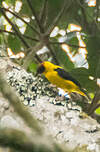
[23,43,44,69]
[0,73,42,135]
[34,53,43,63]
[1,7,40,35]
[88,89,100,115]
[26,0,44,33]
[39,0,48,27]
[0,8,30,48]
[0,29,14,35]
[49,41,86,48]
[23,35,39,42]
[92,103,100,113]
[0,29,39,42]
[78,0,92,34]
[96,0,99,23]
[88,56,100,115]
[46,44,59,65]
[46,0,72,36]
[95,54,100,79]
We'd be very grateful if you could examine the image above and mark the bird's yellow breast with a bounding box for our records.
[44,70,78,93]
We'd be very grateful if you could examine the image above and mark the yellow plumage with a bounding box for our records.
[37,61,86,97]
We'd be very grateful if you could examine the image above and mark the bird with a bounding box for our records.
[36,61,87,98]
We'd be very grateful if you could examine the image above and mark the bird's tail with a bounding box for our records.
[76,90,86,97]
[73,88,90,100]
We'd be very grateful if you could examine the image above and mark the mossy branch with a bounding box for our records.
[0,128,72,152]
[0,73,73,152]
[0,73,42,135]
[0,128,36,152]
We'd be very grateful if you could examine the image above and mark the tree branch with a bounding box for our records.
[88,89,100,115]
[2,7,40,35]
[78,0,92,34]
[0,29,39,42]
[0,128,71,152]
[46,0,72,36]
[0,128,36,152]
[26,0,44,33]
[23,35,39,42]
[23,43,44,69]
[0,29,14,35]
[34,53,43,63]
[39,0,48,27]
[96,0,100,23]
[0,73,42,135]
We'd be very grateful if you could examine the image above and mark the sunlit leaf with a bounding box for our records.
[95,107,100,115]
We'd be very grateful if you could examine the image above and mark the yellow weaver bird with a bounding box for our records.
[37,61,87,97]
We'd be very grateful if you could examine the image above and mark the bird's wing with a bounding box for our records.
[54,68,81,88]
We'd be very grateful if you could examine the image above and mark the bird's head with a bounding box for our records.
[36,62,45,74]
[36,61,58,75]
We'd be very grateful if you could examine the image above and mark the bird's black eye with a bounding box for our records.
[37,65,45,74]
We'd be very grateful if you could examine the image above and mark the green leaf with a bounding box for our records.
[95,107,100,115]
[8,35,21,53]
[62,32,79,55]
[0,0,2,6]
[69,37,79,46]
[24,21,37,46]
[3,0,16,5]
[21,0,42,16]
[85,7,95,23]
[20,0,32,16]
[54,45,74,70]
[47,0,70,27]
[86,36,100,78]
[66,32,77,41]
[55,1,81,28]
[68,36,79,55]
[0,35,2,45]
[70,67,97,92]
[28,62,37,73]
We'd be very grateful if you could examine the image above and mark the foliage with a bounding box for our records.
[0,1,100,150]
[0,0,100,114]
[0,73,72,152]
